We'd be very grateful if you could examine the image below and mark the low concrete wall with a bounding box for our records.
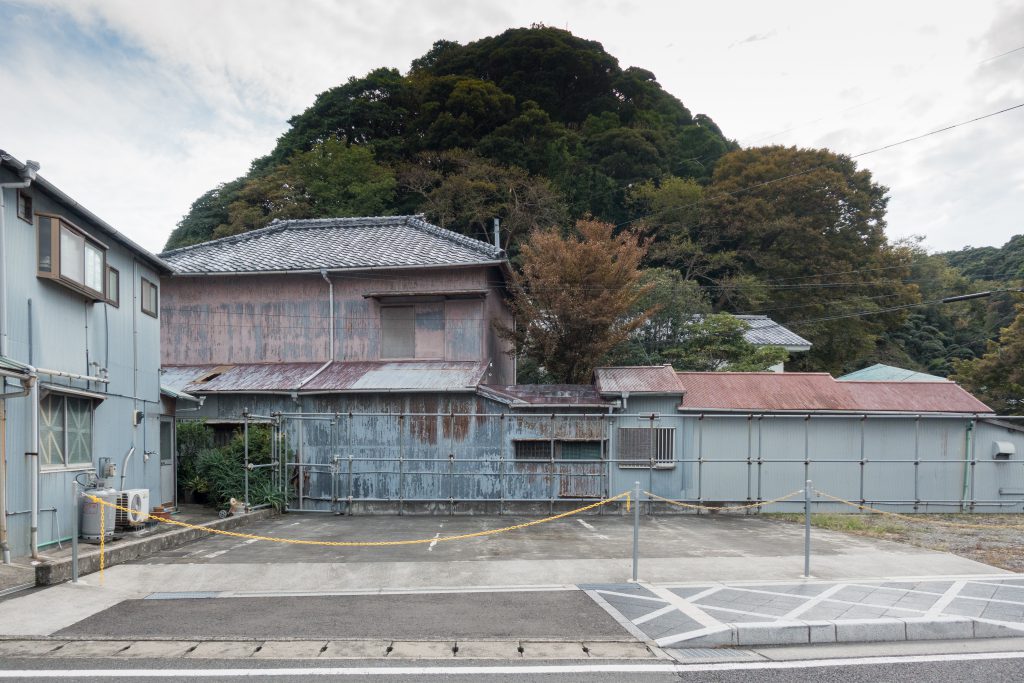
[35,508,278,586]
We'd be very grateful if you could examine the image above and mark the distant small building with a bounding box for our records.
[733,315,811,372]
[838,363,948,383]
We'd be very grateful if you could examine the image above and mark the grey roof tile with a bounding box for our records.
[160,215,504,274]
[734,315,812,348]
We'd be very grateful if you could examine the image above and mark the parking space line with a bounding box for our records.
[926,580,967,617]
[632,604,679,625]
[583,590,651,642]
[594,590,666,603]
[645,585,723,630]
[782,583,847,620]
[694,604,779,620]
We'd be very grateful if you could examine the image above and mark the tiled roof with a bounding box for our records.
[677,372,992,414]
[160,215,504,274]
[478,384,613,407]
[161,360,488,394]
[594,365,686,394]
[733,315,812,349]
[838,363,948,382]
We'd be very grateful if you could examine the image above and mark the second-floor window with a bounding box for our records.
[141,277,158,317]
[37,214,107,301]
[17,190,32,223]
[380,306,416,358]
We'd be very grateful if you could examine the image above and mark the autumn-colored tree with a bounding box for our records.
[952,304,1024,414]
[499,219,655,383]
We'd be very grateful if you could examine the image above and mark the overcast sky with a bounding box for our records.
[2,0,1022,254]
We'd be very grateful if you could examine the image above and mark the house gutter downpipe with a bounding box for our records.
[321,270,334,362]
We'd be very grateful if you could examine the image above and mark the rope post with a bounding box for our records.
[804,479,812,578]
[632,480,641,582]
[243,409,250,511]
[70,479,79,583]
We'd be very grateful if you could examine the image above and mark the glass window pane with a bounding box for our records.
[107,268,119,305]
[37,217,53,274]
[380,306,415,358]
[39,395,66,466]
[65,398,93,465]
[84,243,104,293]
[59,226,84,284]
[160,420,173,464]
[560,441,602,460]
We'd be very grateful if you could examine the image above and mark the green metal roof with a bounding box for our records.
[837,363,948,383]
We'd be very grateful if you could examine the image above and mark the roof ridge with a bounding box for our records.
[405,215,503,258]
[159,214,426,257]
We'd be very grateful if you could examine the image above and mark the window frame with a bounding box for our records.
[617,426,676,469]
[379,304,416,359]
[106,266,120,307]
[141,276,159,318]
[16,189,33,224]
[39,392,95,470]
[513,438,606,462]
[35,212,108,301]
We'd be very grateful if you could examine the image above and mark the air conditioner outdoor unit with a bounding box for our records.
[116,489,150,527]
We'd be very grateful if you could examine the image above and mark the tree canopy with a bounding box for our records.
[161,24,1019,393]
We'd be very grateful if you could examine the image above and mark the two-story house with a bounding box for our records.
[0,149,172,561]
[158,215,514,424]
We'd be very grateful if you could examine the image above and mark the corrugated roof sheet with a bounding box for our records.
[0,355,30,377]
[303,361,488,392]
[160,215,504,274]
[162,361,488,394]
[594,366,686,394]
[838,363,948,382]
[479,384,613,407]
[677,372,992,414]
[160,385,200,402]
[734,315,812,349]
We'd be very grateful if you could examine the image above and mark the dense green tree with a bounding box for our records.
[952,304,1024,414]
[663,314,788,372]
[213,139,396,238]
[397,150,566,253]
[698,146,919,373]
[943,234,1024,282]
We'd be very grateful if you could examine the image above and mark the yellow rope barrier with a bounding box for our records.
[86,491,633,582]
[643,489,803,512]
[814,491,1024,531]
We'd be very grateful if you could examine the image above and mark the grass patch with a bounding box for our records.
[769,513,907,536]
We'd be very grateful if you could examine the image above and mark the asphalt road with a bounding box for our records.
[2,652,1024,682]
[55,590,628,640]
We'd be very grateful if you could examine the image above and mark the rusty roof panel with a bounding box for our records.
[479,384,613,407]
[302,361,488,392]
[594,366,686,394]
[677,372,993,414]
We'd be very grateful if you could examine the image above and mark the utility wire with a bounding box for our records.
[615,101,1024,230]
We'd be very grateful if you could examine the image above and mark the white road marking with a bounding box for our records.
[583,589,651,641]
[7,652,1024,676]
[926,579,967,617]
[783,583,848,620]
[244,539,258,545]
[593,590,666,603]
[645,585,724,629]
[202,550,230,559]
[632,604,678,625]
[576,519,596,531]
[694,603,779,619]
[428,522,444,551]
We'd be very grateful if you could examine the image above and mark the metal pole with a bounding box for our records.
[632,480,640,582]
[243,410,250,510]
[71,479,79,583]
[913,416,921,511]
[804,479,812,578]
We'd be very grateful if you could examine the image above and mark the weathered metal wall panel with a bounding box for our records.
[161,268,514,383]
[2,178,163,558]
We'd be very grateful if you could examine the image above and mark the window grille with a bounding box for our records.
[617,427,675,468]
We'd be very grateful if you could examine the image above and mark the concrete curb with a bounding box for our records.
[34,508,278,586]
[663,616,1024,648]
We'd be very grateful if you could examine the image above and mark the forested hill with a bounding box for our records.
[165,25,735,250]
[163,25,1024,388]
[942,234,1024,282]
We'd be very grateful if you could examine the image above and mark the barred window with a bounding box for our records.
[514,440,604,461]
[617,427,675,468]
[39,394,93,467]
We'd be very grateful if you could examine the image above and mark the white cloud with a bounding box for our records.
[1,0,1021,253]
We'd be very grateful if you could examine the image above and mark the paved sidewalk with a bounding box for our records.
[585,575,1024,648]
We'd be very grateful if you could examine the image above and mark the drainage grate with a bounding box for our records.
[144,592,221,600]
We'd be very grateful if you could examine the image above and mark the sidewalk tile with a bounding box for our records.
[252,640,326,659]
[583,641,653,658]
[0,641,66,657]
[186,641,261,658]
[320,640,390,659]
[454,641,521,659]
[388,641,455,658]
[117,641,198,658]
[521,641,587,659]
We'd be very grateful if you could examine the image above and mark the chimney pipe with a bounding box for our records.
[493,218,501,249]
